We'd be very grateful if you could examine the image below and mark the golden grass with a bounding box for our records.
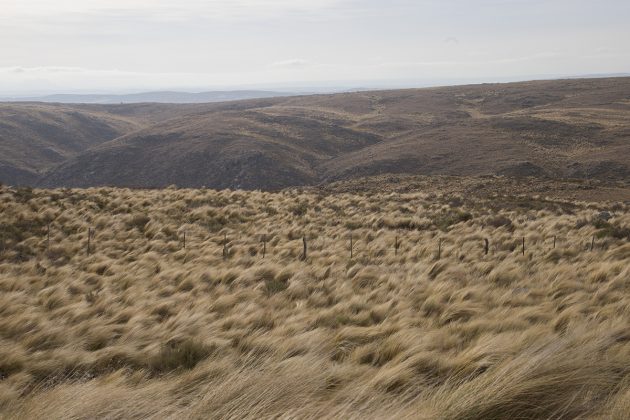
[0,185,629,419]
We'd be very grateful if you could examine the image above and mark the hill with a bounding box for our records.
[0,103,140,185]
[0,102,216,185]
[3,77,630,189]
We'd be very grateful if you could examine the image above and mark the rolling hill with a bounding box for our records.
[0,102,222,185]
[3,77,630,189]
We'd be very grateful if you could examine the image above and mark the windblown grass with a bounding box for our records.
[0,184,629,419]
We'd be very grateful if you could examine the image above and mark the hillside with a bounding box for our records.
[0,102,193,185]
[3,77,630,189]
[0,102,225,186]
[0,103,135,185]
[1,183,629,418]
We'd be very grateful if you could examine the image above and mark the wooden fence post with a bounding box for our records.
[87,227,92,256]
[350,233,353,259]
[484,238,489,255]
[395,236,399,256]
[437,238,442,260]
[522,237,525,256]
[183,231,186,249]
[46,223,50,252]
[301,236,307,261]
[262,234,266,259]
[590,236,595,252]
[223,233,228,260]
[553,235,556,249]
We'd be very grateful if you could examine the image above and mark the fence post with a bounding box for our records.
[46,223,50,252]
[590,236,595,252]
[350,233,353,259]
[262,234,266,259]
[183,231,186,249]
[301,236,307,261]
[484,238,489,255]
[553,235,556,249]
[437,238,442,260]
[87,227,92,256]
[395,236,399,256]
[223,233,228,260]
[522,237,525,256]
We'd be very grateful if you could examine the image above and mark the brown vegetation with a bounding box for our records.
[4,77,630,189]
[0,181,629,418]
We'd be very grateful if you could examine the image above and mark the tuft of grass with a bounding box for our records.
[126,213,151,232]
[264,278,288,295]
[149,339,215,373]
[433,210,473,231]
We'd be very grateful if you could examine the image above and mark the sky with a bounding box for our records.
[1,0,629,94]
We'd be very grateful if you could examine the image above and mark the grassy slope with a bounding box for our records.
[39,77,630,189]
[0,181,629,418]
[0,102,212,186]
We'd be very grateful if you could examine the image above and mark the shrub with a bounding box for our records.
[593,219,630,240]
[290,201,308,216]
[13,187,35,203]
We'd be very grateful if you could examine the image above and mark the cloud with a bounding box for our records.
[0,66,88,74]
[0,66,257,93]
[270,59,310,69]
[2,0,349,22]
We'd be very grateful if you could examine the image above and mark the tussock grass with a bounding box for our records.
[0,185,629,418]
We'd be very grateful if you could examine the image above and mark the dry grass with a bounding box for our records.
[0,184,629,419]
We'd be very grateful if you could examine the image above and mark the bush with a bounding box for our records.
[13,187,35,203]
[290,201,308,217]
[593,219,630,240]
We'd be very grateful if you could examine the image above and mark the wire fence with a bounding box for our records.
[1,220,621,265]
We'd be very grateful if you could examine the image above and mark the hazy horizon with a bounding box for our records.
[4,72,630,99]
[2,0,629,95]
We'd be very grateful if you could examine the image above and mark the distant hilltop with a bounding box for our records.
[0,90,303,104]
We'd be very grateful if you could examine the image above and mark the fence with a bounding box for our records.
[1,221,616,264]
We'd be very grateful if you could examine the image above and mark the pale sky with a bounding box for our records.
[1,0,629,94]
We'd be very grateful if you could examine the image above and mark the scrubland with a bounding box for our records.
[0,183,629,419]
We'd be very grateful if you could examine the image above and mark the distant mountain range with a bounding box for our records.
[0,90,303,104]
[2,77,630,190]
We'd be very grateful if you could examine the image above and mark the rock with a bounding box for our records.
[597,211,612,221]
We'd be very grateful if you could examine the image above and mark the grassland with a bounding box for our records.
[1,180,629,419]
